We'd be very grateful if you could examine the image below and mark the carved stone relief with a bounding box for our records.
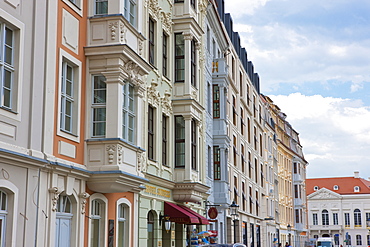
[108,21,119,40]
[161,90,173,115]
[79,192,90,214]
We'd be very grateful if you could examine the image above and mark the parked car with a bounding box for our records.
[202,244,247,247]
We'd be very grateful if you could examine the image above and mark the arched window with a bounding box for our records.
[354,209,362,227]
[322,209,329,225]
[356,235,362,245]
[117,199,130,247]
[147,211,155,247]
[90,199,106,247]
[354,186,360,192]
[0,190,7,246]
[55,195,73,247]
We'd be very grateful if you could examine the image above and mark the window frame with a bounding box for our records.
[344,212,350,227]
[354,208,362,227]
[94,0,108,15]
[162,31,168,78]
[212,84,220,118]
[162,114,168,166]
[174,33,185,83]
[89,194,108,247]
[122,82,136,144]
[148,17,155,66]
[116,198,131,247]
[124,0,137,26]
[58,51,82,142]
[313,213,318,225]
[148,105,155,160]
[191,119,197,170]
[0,13,24,120]
[91,75,107,138]
[175,116,185,167]
[213,146,221,180]
[190,39,197,87]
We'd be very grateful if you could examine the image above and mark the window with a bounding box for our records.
[191,39,196,87]
[90,199,106,247]
[356,235,362,245]
[347,235,352,245]
[333,185,339,190]
[191,119,197,170]
[175,33,185,83]
[190,0,195,9]
[313,213,318,225]
[344,212,350,227]
[240,107,244,135]
[124,0,136,26]
[0,24,14,110]
[354,208,362,227]
[322,209,329,225]
[0,190,7,246]
[232,95,237,125]
[92,75,106,137]
[293,162,297,174]
[241,144,245,173]
[214,146,220,180]
[60,61,77,134]
[122,83,135,143]
[95,0,108,15]
[162,32,168,77]
[366,213,370,227]
[174,0,184,2]
[175,116,185,167]
[148,105,155,160]
[148,18,155,65]
[333,213,338,225]
[212,85,220,118]
[233,136,237,166]
[295,209,300,223]
[162,115,168,166]
[117,201,130,247]
[367,235,370,246]
[147,211,155,247]
[55,195,73,247]
[354,186,360,192]
[314,186,319,191]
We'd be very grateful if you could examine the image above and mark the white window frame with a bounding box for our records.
[91,75,107,138]
[0,179,19,247]
[57,50,82,142]
[124,0,137,27]
[55,195,75,247]
[94,0,108,15]
[0,10,24,121]
[122,82,135,144]
[116,198,131,247]
[89,194,108,247]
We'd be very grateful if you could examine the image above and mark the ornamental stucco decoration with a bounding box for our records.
[161,11,173,33]
[147,79,160,106]
[118,145,123,164]
[148,0,162,20]
[161,90,173,115]
[183,32,194,41]
[120,23,127,43]
[106,145,116,164]
[137,151,147,172]
[108,21,119,40]
[49,187,62,212]
[79,192,90,215]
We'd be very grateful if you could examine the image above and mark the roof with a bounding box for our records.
[306,176,370,196]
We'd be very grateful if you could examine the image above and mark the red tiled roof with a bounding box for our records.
[306,176,370,196]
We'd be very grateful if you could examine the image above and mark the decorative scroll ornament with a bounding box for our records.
[161,90,173,115]
[183,32,194,41]
[148,0,162,20]
[106,145,116,164]
[109,22,119,40]
[120,23,127,43]
[118,145,123,164]
[79,192,90,215]
[49,187,62,212]
[161,12,173,33]
[147,79,160,106]
[137,152,147,172]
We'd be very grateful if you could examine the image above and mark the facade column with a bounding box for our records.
[183,32,193,96]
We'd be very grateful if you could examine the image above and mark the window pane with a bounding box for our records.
[96,1,108,15]
[4,28,13,65]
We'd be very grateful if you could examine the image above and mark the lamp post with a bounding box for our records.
[230,201,239,243]
[160,214,171,233]
[287,224,291,245]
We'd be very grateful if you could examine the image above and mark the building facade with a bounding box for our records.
[307,172,370,247]
[0,0,308,246]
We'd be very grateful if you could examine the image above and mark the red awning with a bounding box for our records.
[178,205,210,225]
[164,202,210,225]
[164,202,200,224]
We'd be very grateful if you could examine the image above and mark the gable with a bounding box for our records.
[308,187,342,200]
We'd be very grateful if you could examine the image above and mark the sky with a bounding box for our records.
[225,0,370,178]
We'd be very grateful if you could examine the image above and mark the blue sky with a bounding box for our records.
[225,0,370,178]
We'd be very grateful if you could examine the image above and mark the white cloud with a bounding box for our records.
[225,0,271,16]
[269,93,370,178]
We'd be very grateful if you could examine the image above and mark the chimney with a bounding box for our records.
[354,171,360,178]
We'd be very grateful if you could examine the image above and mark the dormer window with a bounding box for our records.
[333,185,339,190]
[314,186,319,191]
[354,186,360,192]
